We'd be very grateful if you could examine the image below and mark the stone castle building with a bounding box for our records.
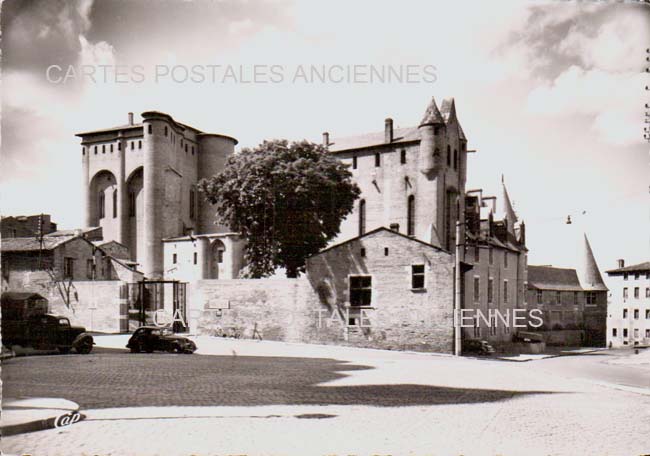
[606,260,650,347]
[76,112,243,280]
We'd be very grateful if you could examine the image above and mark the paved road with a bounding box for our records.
[2,349,547,409]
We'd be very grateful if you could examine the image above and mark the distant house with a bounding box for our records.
[605,260,650,347]
[1,214,57,238]
[526,235,608,346]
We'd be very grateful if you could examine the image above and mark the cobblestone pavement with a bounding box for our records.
[2,345,650,456]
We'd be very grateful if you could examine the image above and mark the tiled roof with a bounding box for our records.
[327,126,420,153]
[1,235,76,252]
[527,265,583,291]
[75,123,143,136]
[606,261,650,274]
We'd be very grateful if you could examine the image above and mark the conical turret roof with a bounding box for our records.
[577,234,608,291]
[502,181,518,235]
[440,98,457,123]
[419,97,445,126]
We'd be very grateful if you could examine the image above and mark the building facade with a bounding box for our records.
[1,214,57,238]
[76,112,239,279]
[606,260,650,347]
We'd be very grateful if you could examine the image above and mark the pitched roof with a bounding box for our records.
[419,97,445,126]
[312,226,450,257]
[606,261,650,274]
[327,126,420,153]
[527,265,583,291]
[440,98,456,123]
[576,234,608,291]
[75,123,143,136]
[502,182,518,235]
[1,235,76,252]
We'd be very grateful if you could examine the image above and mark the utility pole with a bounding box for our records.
[454,220,462,356]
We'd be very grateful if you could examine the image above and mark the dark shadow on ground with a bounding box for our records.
[2,353,553,409]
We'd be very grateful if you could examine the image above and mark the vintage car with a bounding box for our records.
[126,326,197,354]
[462,339,496,356]
[1,292,94,354]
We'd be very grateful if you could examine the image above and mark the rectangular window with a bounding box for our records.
[624,273,628,280]
[172,253,177,264]
[487,278,494,303]
[138,140,142,149]
[556,291,561,305]
[536,290,542,304]
[131,141,134,150]
[634,287,639,299]
[63,257,74,279]
[400,149,406,164]
[350,276,372,307]
[110,144,113,152]
[634,328,639,339]
[102,144,105,154]
[352,156,357,169]
[113,190,118,218]
[634,273,640,280]
[193,252,198,265]
[98,192,105,219]
[612,328,617,337]
[118,142,121,151]
[645,309,650,319]
[189,189,196,220]
[360,248,366,258]
[473,277,480,302]
[503,280,508,303]
[94,145,97,154]
[216,250,224,263]
[586,292,596,305]
[623,328,628,338]
[634,309,639,319]
[86,259,95,280]
[375,153,380,167]
[646,288,650,298]
[574,292,578,305]
[623,308,628,318]
[129,192,136,217]
[623,287,628,299]
[646,329,650,338]
[488,248,493,265]
[148,124,153,134]
[503,252,508,268]
[411,265,425,289]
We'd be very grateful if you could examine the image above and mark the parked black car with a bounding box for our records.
[1,292,94,354]
[462,339,496,356]
[127,326,196,354]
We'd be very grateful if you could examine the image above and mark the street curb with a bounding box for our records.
[1,400,84,437]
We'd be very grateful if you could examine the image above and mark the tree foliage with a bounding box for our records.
[198,139,360,278]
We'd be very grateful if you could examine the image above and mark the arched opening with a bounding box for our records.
[358,199,366,236]
[89,170,117,234]
[210,240,226,279]
[407,195,415,236]
[126,167,144,264]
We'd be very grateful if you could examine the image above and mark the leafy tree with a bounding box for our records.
[198,139,360,278]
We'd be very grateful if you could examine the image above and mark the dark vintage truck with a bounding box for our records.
[1,292,94,354]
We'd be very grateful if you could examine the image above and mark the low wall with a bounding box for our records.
[3,271,126,333]
[189,278,453,353]
[537,330,585,346]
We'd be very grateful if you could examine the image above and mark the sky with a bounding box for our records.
[1,0,649,288]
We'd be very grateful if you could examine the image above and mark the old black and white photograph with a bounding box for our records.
[0,0,649,455]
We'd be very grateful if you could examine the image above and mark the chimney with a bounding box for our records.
[618,259,625,268]
[384,118,393,143]
[128,112,134,125]
[322,132,329,147]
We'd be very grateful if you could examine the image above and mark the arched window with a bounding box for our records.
[453,149,458,170]
[359,199,366,236]
[112,189,118,218]
[407,195,415,236]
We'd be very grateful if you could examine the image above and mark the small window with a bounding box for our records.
[473,277,480,302]
[358,199,366,236]
[131,141,134,150]
[349,276,372,307]
[110,144,114,153]
[634,273,640,280]
[400,149,406,164]
[216,250,224,263]
[375,153,380,167]
[191,146,195,155]
[189,189,196,220]
[98,192,105,218]
[574,292,578,305]
[646,329,650,338]
[488,248,494,265]
[102,144,105,154]
[634,309,639,319]
[645,309,650,319]
[193,252,198,265]
[148,124,153,134]
[634,287,639,299]
[118,142,122,151]
[384,247,389,256]
[138,140,142,149]
[503,252,508,268]
[164,126,168,136]
[112,189,118,218]
[488,278,494,303]
[172,253,177,264]
[411,265,425,289]
[623,308,628,318]
[555,291,561,305]
[360,248,366,258]
[646,287,650,298]
[82,147,86,156]
[623,328,628,338]
[94,146,97,155]
[446,145,451,166]
[612,328,617,337]
[185,144,188,153]
[623,287,628,299]
[586,291,596,305]
[624,273,628,280]
[453,149,458,170]
[63,257,74,279]
[503,280,508,303]
[86,259,95,280]
[407,195,415,236]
